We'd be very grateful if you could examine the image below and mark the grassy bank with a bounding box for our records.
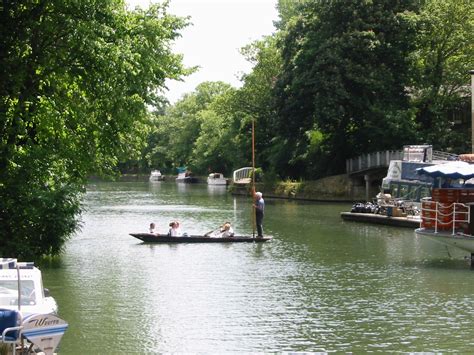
[230,174,366,202]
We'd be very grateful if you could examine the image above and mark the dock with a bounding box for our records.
[340,212,420,228]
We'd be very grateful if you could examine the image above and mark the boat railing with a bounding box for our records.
[420,198,470,234]
[432,150,459,162]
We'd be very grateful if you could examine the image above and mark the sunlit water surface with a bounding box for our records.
[40,181,474,353]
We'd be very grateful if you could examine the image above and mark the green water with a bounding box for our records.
[41,181,474,353]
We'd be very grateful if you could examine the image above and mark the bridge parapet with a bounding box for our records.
[233,167,253,184]
[346,150,403,174]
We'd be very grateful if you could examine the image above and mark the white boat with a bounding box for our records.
[0,258,68,355]
[415,159,474,254]
[207,173,228,185]
[149,170,164,181]
[344,145,456,225]
[381,145,456,202]
[175,171,198,183]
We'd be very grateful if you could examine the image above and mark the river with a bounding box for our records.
[41,181,474,353]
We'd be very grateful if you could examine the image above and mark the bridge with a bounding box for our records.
[346,148,458,201]
[232,147,457,201]
[233,167,253,184]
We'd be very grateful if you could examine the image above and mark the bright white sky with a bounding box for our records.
[126,0,278,103]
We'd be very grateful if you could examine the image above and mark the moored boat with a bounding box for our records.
[343,145,456,227]
[175,167,198,183]
[0,258,68,354]
[415,160,474,254]
[207,173,229,185]
[149,169,164,181]
[130,233,272,243]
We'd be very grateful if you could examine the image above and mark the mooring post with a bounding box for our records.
[364,174,370,202]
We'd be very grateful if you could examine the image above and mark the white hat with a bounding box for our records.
[256,192,262,198]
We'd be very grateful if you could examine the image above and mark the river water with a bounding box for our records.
[41,181,474,353]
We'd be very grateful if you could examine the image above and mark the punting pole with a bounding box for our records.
[252,118,256,238]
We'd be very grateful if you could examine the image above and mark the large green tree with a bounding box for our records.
[273,0,420,178]
[147,81,232,174]
[411,0,474,152]
[0,0,187,258]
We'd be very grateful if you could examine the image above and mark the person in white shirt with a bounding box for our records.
[168,221,183,236]
[220,222,234,238]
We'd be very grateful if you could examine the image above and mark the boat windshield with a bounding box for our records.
[0,280,36,306]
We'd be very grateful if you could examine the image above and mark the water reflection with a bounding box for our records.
[42,182,474,354]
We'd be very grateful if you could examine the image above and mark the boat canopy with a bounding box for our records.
[416,161,474,180]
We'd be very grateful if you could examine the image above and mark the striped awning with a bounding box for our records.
[416,161,474,180]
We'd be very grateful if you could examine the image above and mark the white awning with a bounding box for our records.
[416,161,474,180]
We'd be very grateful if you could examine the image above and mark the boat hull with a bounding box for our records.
[130,233,272,243]
[176,177,199,183]
[207,179,228,185]
[415,228,474,253]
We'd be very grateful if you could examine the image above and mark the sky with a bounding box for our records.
[126,0,279,103]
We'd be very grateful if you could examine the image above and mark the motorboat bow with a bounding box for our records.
[0,258,68,354]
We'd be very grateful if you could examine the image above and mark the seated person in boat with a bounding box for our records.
[168,220,185,236]
[204,222,234,237]
[376,190,392,205]
[168,221,179,236]
[220,222,234,237]
[149,222,157,234]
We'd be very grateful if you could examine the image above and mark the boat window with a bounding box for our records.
[420,186,431,199]
[406,185,418,200]
[390,184,400,198]
[0,280,36,306]
[399,184,409,199]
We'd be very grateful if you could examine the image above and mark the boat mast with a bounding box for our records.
[252,118,256,237]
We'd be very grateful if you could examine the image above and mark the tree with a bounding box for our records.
[411,0,474,152]
[148,81,233,174]
[236,36,282,176]
[273,0,420,178]
[0,1,188,258]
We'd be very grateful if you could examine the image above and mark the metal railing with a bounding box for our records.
[346,149,460,174]
[420,198,470,234]
[432,150,459,162]
[233,167,253,183]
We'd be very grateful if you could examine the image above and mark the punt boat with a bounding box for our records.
[130,233,272,243]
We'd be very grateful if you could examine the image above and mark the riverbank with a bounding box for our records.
[230,174,366,202]
[116,173,367,202]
